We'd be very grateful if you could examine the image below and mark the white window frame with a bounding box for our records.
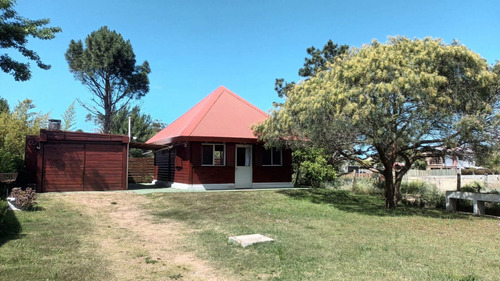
[202,143,226,166]
[262,147,283,166]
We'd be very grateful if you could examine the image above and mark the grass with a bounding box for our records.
[0,195,110,280]
[146,189,500,281]
[1,189,499,280]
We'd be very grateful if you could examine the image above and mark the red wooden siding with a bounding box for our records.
[42,144,85,192]
[152,141,293,186]
[192,166,234,184]
[83,144,124,191]
[189,142,235,184]
[253,145,293,183]
[173,144,191,184]
[24,135,39,185]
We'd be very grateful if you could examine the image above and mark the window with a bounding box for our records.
[429,157,443,165]
[202,144,225,166]
[262,147,282,166]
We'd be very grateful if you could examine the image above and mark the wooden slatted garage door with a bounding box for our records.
[83,144,123,191]
[43,144,85,192]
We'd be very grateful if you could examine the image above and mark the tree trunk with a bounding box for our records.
[384,168,397,208]
[103,75,112,134]
[294,163,301,186]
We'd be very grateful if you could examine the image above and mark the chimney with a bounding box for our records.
[48,119,61,131]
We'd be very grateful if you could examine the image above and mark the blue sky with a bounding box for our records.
[2,0,499,133]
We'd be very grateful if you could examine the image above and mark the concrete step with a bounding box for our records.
[228,234,274,248]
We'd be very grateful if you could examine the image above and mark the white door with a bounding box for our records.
[235,145,252,188]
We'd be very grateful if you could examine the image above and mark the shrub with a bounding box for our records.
[400,180,429,195]
[0,199,8,228]
[335,176,384,195]
[400,181,444,208]
[293,147,336,188]
[461,168,499,175]
[461,181,485,193]
[9,187,37,210]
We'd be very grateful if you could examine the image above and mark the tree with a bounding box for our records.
[0,99,49,172]
[110,105,165,157]
[61,100,76,131]
[0,97,8,113]
[275,39,348,98]
[292,147,336,187]
[474,62,500,172]
[256,37,499,208]
[0,0,61,81]
[272,40,348,186]
[65,26,151,133]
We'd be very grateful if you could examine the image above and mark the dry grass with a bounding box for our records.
[1,192,234,281]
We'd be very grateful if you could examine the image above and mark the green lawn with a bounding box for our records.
[1,189,499,280]
[146,189,500,281]
[0,195,111,280]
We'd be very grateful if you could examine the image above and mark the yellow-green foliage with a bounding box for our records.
[257,37,497,147]
[255,37,498,207]
[0,99,48,172]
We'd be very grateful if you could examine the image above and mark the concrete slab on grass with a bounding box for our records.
[228,234,274,248]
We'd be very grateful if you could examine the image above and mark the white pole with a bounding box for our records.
[126,116,131,190]
[128,116,132,139]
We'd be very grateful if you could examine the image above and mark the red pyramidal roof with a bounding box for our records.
[146,86,269,145]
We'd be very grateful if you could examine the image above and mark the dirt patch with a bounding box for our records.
[58,192,233,281]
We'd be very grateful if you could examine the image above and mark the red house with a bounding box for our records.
[146,86,293,190]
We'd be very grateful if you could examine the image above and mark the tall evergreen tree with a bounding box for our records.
[65,26,151,133]
[0,97,8,113]
[275,39,348,98]
[110,105,165,157]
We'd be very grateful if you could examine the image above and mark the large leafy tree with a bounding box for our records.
[0,0,61,81]
[256,37,499,208]
[65,26,151,133]
[110,105,165,157]
[474,63,500,171]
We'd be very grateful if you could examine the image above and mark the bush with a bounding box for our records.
[0,199,8,228]
[461,168,499,175]
[334,176,384,195]
[461,181,485,193]
[293,147,336,188]
[9,187,37,210]
[400,180,429,195]
[400,181,445,208]
[0,148,24,173]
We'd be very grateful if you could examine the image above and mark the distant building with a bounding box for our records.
[425,152,476,170]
